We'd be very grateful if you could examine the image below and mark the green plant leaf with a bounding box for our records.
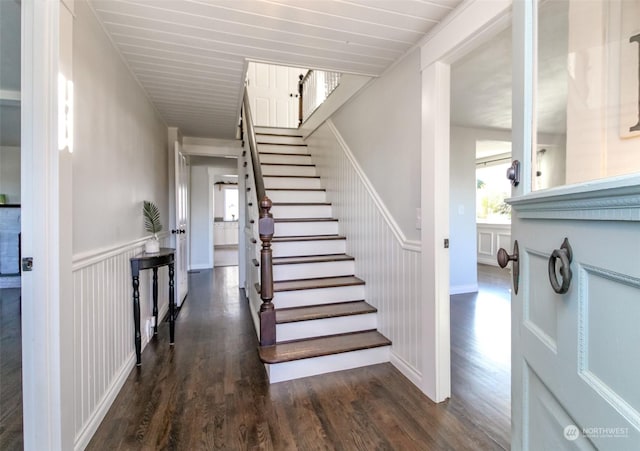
[142,201,163,234]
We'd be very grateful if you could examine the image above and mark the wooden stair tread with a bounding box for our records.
[274,275,364,292]
[266,188,325,191]
[272,235,346,242]
[273,254,354,265]
[259,151,310,157]
[256,132,303,138]
[276,301,375,324]
[264,175,320,179]
[257,142,307,146]
[274,217,337,223]
[272,202,331,206]
[261,162,315,167]
[259,330,390,364]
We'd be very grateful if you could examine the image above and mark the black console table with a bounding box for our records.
[130,248,175,366]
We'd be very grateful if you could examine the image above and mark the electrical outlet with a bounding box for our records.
[416,208,422,230]
[146,319,153,340]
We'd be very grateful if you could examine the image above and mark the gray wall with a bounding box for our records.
[331,49,422,241]
[72,1,168,254]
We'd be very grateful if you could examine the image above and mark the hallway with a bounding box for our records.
[87,267,510,450]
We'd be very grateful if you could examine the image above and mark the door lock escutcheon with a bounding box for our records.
[497,240,519,294]
[22,257,33,272]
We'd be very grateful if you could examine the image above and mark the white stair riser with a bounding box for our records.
[266,190,327,203]
[262,165,317,177]
[265,346,390,383]
[255,127,301,137]
[271,204,332,219]
[274,260,354,281]
[264,177,322,189]
[273,284,365,308]
[256,135,305,145]
[274,221,338,236]
[276,313,377,342]
[272,240,346,258]
[258,143,307,154]
[259,154,311,164]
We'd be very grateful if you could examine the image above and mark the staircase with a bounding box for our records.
[253,126,391,383]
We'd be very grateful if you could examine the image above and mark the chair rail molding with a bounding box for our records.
[325,120,421,252]
[71,235,170,451]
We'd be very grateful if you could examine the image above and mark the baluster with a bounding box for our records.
[298,73,304,126]
[258,196,275,345]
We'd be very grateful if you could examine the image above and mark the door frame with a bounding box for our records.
[21,0,75,449]
[419,0,512,402]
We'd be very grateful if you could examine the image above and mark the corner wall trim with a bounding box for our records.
[326,120,421,252]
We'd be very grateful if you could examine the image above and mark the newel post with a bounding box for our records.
[258,196,276,345]
[298,73,304,126]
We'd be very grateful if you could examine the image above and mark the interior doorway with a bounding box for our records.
[447,15,513,449]
[0,0,23,447]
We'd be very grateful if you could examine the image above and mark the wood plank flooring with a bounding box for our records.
[0,288,23,451]
[87,265,511,450]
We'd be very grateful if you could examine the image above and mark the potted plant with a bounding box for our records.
[142,200,162,253]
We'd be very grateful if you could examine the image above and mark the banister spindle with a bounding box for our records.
[298,73,304,126]
[258,196,275,346]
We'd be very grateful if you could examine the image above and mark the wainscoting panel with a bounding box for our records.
[71,235,169,450]
[477,222,511,266]
[307,121,423,384]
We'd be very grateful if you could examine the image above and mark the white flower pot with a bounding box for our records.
[144,237,160,253]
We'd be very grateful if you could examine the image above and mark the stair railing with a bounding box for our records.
[241,88,276,346]
[298,69,342,125]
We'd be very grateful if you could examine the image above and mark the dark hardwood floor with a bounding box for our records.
[0,288,23,451]
[88,265,511,451]
[450,265,511,450]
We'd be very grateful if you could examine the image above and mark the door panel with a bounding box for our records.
[511,1,640,448]
[246,61,305,128]
[512,215,640,450]
[174,142,188,306]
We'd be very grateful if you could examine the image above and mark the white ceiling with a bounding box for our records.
[90,0,463,138]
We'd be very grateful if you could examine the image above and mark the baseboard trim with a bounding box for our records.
[73,353,136,451]
[450,283,479,295]
[390,351,423,389]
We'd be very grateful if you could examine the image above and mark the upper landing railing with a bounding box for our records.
[298,69,341,126]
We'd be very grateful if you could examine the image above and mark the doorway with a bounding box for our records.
[447,14,513,448]
[0,0,23,447]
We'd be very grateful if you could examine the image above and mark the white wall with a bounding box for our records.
[0,146,20,203]
[449,126,515,292]
[73,0,168,254]
[331,49,422,241]
[307,121,424,392]
[69,2,168,448]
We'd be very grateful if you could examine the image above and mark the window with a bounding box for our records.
[476,162,511,223]
[224,188,238,221]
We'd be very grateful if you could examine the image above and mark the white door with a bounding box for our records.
[509,1,640,449]
[246,62,305,128]
[174,141,189,306]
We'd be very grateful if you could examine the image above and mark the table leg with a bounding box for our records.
[132,274,141,365]
[152,267,158,335]
[169,262,175,344]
